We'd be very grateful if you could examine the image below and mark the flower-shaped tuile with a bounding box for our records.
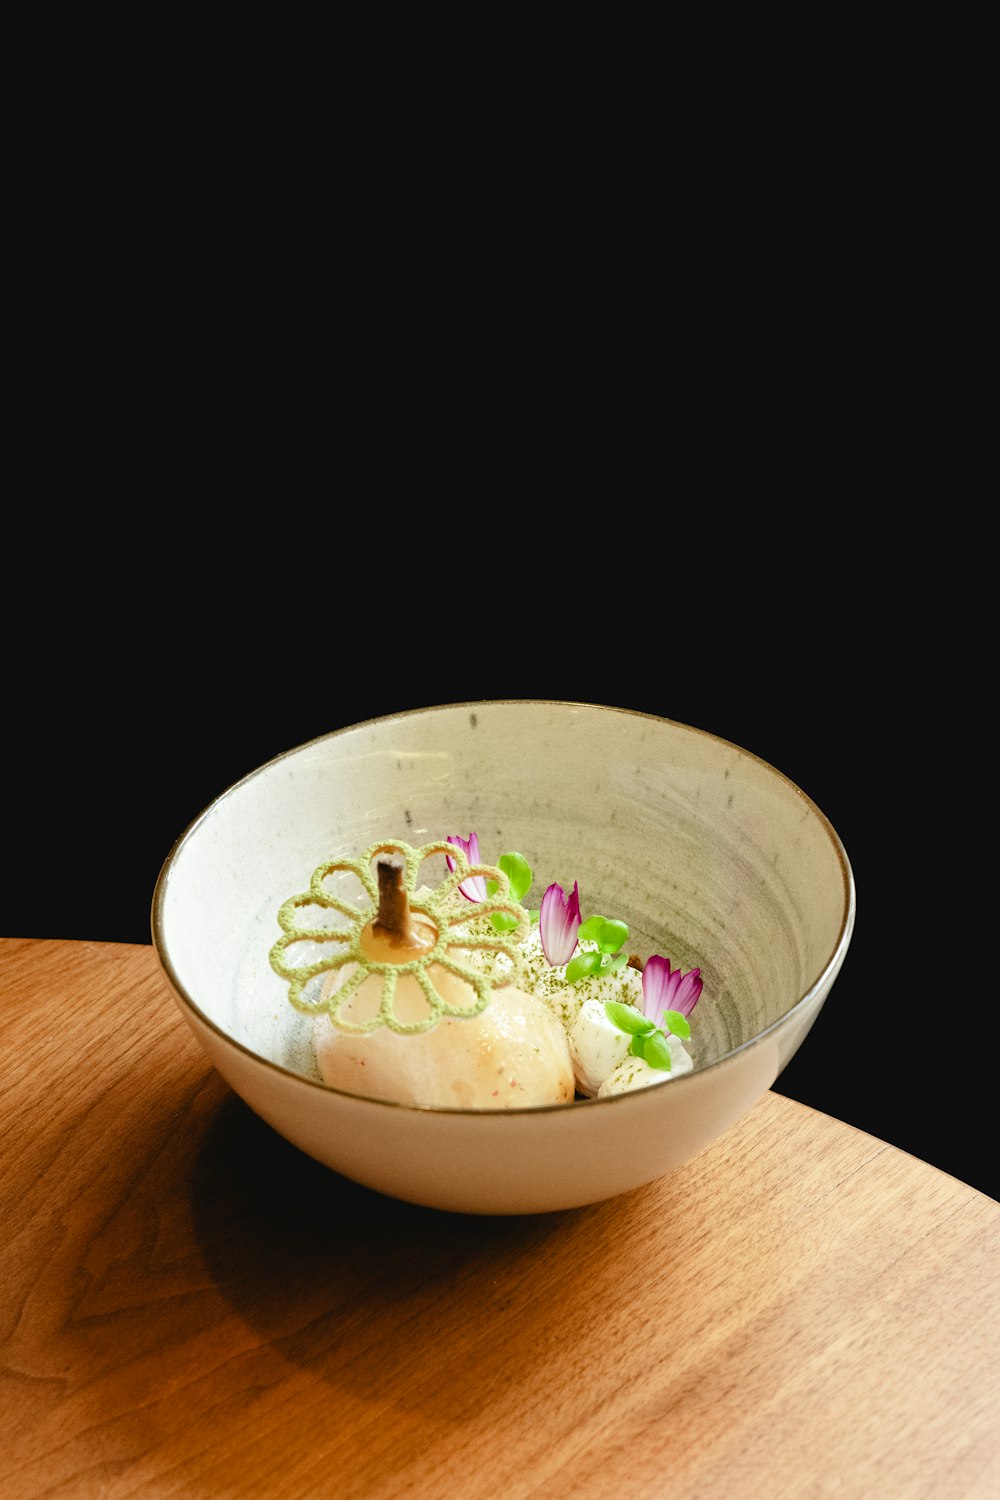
[641,956,703,1035]
[269,839,528,1035]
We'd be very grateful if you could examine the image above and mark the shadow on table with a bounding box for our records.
[187,1090,696,1423]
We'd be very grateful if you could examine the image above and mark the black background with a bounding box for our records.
[6,174,994,1199]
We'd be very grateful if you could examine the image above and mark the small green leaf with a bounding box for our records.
[663,1010,691,1040]
[498,851,532,904]
[630,1033,647,1058]
[596,918,629,954]
[566,951,602,983]
[643,1031,673,1071]
[578,915,630,954]
[489,911,521,933]
[529,908,540,925]
[485,878,499,897]
[605,1001,655,1035]
[598,952,628,975]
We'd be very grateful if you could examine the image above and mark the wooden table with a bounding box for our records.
[2,938,997,1499]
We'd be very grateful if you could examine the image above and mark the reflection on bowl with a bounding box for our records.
[151,701,855,1214]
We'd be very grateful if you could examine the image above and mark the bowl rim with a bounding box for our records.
[150,698,856,1117]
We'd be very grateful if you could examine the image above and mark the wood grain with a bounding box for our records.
[1,937,997,1499]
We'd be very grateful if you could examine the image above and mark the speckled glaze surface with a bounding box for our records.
[152,701,855,1214]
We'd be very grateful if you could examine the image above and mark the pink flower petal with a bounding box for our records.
[539,881,581,965]
[641,954,673,1020]
[672,967,703,1019]
[446,832,488,902]
[642,956,703,1029]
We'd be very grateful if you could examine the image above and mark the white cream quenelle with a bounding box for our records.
[312,858,575,1110]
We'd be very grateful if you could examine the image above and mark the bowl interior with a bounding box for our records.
[154,702,852,1096]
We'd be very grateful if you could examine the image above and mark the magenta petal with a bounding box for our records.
[672,968,703,1018]
[643,956,703,1027]
[540,881,581,965]
[641,954,671,1020]
[446,832,479,868]
[446,832,488,902]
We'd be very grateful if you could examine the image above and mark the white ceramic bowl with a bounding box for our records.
[151,701,855,1214]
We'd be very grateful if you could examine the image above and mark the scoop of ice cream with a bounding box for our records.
[597,1036,694,1097]
[313,956,575,1109]
[568,997,632,1096]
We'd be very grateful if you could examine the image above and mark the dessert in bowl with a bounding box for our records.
[151,700,855,1214]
